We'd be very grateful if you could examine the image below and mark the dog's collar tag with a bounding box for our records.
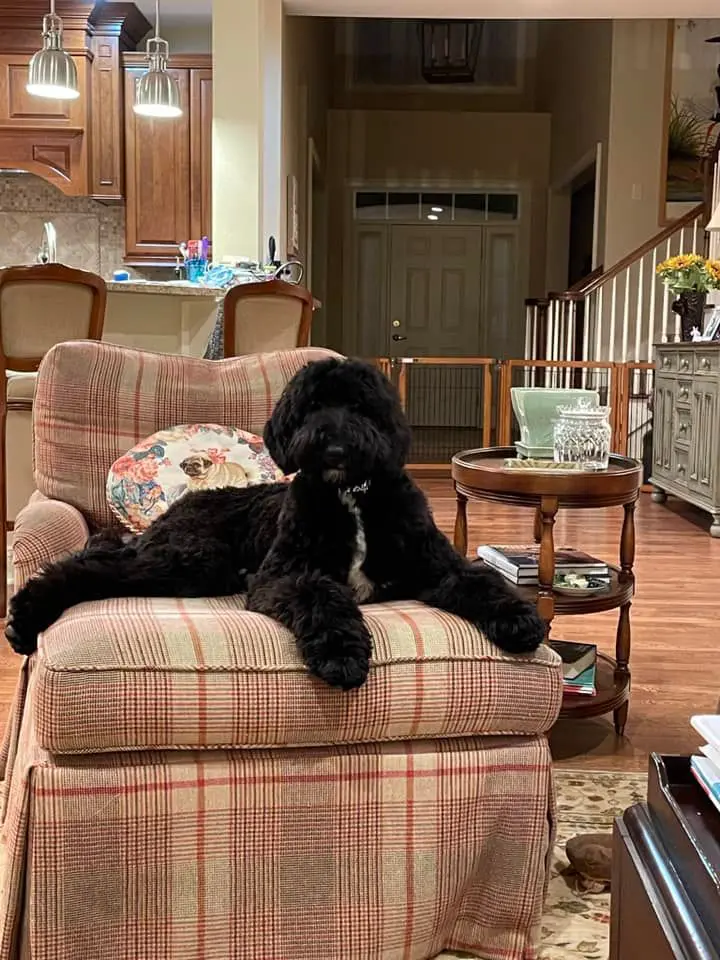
[345,480,370,495]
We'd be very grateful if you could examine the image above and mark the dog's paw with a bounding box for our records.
[5,588,41,656]
[304,621,372,690]
[484,600,546,654]
[308,654,370,690]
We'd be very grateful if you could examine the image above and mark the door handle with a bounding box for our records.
[392,334,408,341]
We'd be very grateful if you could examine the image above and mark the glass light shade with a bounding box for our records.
[133,37,182,118]
[26,15,79,100]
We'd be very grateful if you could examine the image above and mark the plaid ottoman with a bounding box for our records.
[0,341,563,960]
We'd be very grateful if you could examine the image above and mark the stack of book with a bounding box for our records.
[476,544,609,586]
[548,640,597,696]
[690,716,720,813]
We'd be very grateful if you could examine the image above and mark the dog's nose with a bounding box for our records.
[325,444,345,465]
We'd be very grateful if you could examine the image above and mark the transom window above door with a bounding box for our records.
[354,191,520,223]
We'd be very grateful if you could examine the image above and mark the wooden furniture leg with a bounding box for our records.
[453,488,468,556]
[533,505,542,543]
[0,381,6,618]
[536,495,558,636]
[615,498,636,736]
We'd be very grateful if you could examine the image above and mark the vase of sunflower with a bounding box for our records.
[656,254,720,341]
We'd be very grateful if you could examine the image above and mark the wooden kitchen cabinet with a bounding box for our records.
[122,55,212,266]
[190,68,213,246]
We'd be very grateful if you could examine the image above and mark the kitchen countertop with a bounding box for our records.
[107,280,223,297]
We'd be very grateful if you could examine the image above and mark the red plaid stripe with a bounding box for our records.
[32,342,338,530]
[33,597,562,753]
[11,492,90,591]
[0,701,554,960]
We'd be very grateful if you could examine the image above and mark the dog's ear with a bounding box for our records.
[264,369,303,474]
[263,414,288,473]
[357,361,412,469]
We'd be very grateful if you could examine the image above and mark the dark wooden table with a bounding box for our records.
[451,446,642,735]
[611,755,720,960]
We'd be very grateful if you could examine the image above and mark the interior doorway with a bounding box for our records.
[351,204,523,460]
[305,137,327,344]
[567,164,597,288]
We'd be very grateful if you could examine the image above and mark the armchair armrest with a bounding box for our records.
[12,492,89,592]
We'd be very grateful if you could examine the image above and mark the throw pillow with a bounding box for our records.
[107,423,284,534]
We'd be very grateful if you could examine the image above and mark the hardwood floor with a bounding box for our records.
[0,486,717,772]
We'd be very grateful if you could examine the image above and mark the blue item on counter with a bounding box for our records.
[203,264,236,288]
[113,270,130,281]
[185,258,208,283]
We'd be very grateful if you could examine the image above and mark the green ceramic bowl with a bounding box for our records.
[511,387,599,459]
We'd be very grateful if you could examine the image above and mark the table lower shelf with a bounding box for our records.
[559,652,630,719]
[516,566,633,615]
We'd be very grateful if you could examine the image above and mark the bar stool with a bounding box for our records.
[222,279,313,357]
[0,264,107,615]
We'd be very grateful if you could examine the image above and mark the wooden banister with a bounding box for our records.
[568,265,604,292]
[574,203,705,297]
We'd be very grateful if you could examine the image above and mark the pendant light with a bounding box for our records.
[26,0,80,101]
[134,0,182,118]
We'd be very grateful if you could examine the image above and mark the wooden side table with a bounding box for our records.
[451,446,642,735]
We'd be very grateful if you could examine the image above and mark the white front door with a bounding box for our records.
[388,224,483,358]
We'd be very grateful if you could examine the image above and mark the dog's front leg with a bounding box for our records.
[372,475,545,654]
[247,475,372,690]
[417,554,546,655]
[249,570,371,689]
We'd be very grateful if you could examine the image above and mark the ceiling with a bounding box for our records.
[135,0,720,20]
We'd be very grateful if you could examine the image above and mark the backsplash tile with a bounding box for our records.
[0,173,170,280]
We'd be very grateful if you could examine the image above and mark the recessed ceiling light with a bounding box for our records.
[431,206,443,213]
[427,214,439,221]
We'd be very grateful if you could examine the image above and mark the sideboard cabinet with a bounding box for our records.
[652,343,720,537]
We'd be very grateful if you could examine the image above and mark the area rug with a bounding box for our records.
[439,768,648,960]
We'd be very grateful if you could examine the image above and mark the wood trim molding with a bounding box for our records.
[89,2,151,50]
[0,126,87,197]
[122,53,213,70]
[0,1,95,55]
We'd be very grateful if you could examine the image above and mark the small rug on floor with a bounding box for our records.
[439,768,647,960]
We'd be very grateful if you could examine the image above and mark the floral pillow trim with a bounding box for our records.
[107,423,284,534]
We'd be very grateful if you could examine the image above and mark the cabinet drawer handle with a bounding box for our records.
[690,472,698,481]
[662,357,671,368]
[679,421,688,433]
[677,464,686,475]
[664,460,671,469]
[680,357,690,370]
[700,357,711,370]
[679,388,689,400]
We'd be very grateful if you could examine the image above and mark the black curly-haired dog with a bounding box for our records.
[5,358,545,689]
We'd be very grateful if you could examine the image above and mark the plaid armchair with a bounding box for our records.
[0,341,563,960]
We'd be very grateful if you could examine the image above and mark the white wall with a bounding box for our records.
[604,20,669,266]
[536,20,613,287]
[161,23,212,53]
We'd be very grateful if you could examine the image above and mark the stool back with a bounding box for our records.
[0,264,106,372]
[223,279,312,357]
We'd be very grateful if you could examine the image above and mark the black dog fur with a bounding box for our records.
[5,358,545,689]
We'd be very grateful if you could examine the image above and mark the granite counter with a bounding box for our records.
[105,280,222,356]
